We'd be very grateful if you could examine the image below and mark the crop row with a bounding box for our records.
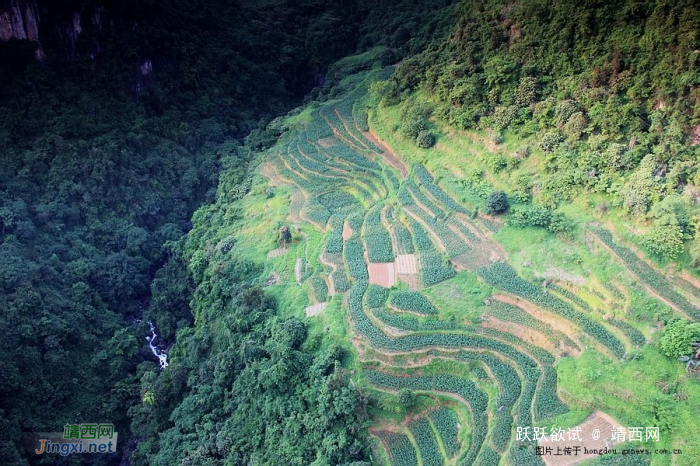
[408,219,434,252]
[534,367,569,421]
[325,138,382,173]
[365,232,395,263]
[547,284,593,312]
[479,217,501,233]
[316,190,359,214]
[319,104,371,153]
[486,300,579,351]
[454,353,518,452]
[365,284,389,308]
[309,275,328,303]
[393,222,415,255]
[303,198,332,227]
[344,226,369,280]
[287,140,347,180]
[379,431,418,466]
[364,205,395,263]
[330,269,351,293]
[271,157,320,193]
[389,291,439,315]
[406,204,469,259]
[419,251,456,286]
[365,370,487,466]
[601,281,626,301]
[282,145,342,186]
[366,304,564,428]
[428,407,461,459]
[405,179,446,219]
[385,167,400,190]
[429,406,461,458]
[447,217,481,244]
[325,215,345,255]
[593,229,697,316]
[334,99,383,153]
[608,318,646,347]
[478,262,626,358]
[413,164,470,215]
[407,418,443,466]
[471,446,501,466]
[305,112,334,140]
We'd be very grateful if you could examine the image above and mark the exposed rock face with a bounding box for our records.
[0,0,40,42]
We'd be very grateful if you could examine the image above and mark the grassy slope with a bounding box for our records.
[209,58,699,464]
[369,102,700,464]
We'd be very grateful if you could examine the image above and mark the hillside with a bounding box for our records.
[1,0,699,465]
[144,48,698,464]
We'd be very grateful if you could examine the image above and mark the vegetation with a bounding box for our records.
[389,291,439,315]
[486,190,509,215]
[3,0,700,464]
[660,319,700,358]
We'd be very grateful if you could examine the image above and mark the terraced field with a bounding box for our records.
[257,70,700,465]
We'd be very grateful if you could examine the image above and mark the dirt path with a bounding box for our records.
[365,129,408,177]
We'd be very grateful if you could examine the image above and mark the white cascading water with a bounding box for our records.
[146,321,168,369]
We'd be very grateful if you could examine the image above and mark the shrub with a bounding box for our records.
[486,191,509,215]
[660,319,700,358]
[493,105,518,129]
[416,130,436,148]
[510,205,551,227]
[642,220,686,260]
[539,132,563,153]
[563,112,587,140]
[515,77,538,106]
[401,117,427,139]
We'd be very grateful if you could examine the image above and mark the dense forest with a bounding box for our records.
[1,0,698,464]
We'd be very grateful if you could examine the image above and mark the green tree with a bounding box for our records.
[415,130,435,148]
[486,191,509,215]
[398,389,415,408]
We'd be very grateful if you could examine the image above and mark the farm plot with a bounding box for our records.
[538,411,626,466]
[592,229,699,318]
[248,71,695,466]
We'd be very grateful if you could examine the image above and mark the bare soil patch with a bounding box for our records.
[395,254,418,275]
[305,302,327,317]
[295,258,303,285]
[482,316,558,355]
[342,221,353,240]
[318,136,338,148]
[539,411,625,466]
[267,247,288,258]
[535,268,586,286]
[492,294,585,354]
[369,262,396,288]
[398,273,419,290]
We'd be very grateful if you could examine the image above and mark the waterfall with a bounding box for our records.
[146,321,169,369]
